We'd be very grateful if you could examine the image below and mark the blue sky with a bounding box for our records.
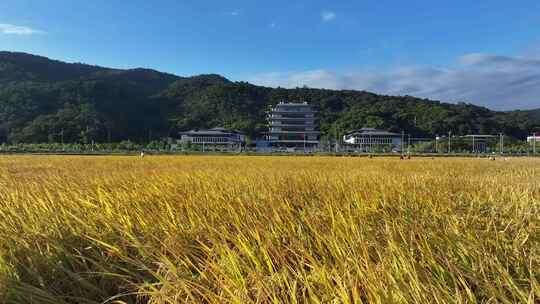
[1,0,540,110]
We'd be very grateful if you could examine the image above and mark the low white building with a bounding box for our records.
[343,128,402,152]
[179,127,245,146]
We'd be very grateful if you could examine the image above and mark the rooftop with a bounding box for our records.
[346,128,401,137]
[277,101,309,105]
[179,127,243,136]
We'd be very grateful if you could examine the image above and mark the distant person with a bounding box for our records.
[140,150,145,158]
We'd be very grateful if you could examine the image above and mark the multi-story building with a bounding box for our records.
[343,128,402,152]
[267,101,320,149]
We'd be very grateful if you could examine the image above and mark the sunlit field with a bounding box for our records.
[0,155,539,303]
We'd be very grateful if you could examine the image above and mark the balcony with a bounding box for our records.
[268,115,315,121]
[268,130,321,134]
[269,109,317,114]
[269,122,315,127]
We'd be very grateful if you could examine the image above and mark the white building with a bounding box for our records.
[267,101,320,148]
[343,128,402,152]
[179,127,245,146]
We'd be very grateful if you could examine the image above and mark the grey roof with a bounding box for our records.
[346,128,401,137]
[277,101,309,105]
[272,102,315,109]
[179,127,243,136]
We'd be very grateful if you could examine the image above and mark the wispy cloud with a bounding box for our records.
[0,23,44,35]
[248,53,540,110]
[225,10,241,17]
[321,11,336,22]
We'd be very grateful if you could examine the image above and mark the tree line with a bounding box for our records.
[0,52,539,144]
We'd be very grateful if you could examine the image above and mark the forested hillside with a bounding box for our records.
[0,51,538,143]
[521,109,540,122]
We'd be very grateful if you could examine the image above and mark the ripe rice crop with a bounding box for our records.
[0,155,539,303]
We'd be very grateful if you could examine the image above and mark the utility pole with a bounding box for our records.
[335,126,339,153]
[448,131,452,154]
[534,132,537,155]
[401,130,405,155]
[499,133,503,155]
[407,134,411,154]
[502,133,504,155]
[61,129,64,151]
[334,127,337,153]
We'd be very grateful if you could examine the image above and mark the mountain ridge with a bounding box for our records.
[0,51,538,143]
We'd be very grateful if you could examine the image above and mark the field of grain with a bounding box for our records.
[0,155,539,303]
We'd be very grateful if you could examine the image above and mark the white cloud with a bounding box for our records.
[0,23,44,35]
[248,53,540,110]
[321,11,336,22]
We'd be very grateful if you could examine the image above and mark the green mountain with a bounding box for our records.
[521,109,540,121]
[0,51,538,144]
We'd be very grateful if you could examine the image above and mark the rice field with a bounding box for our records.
[0,155,539,303]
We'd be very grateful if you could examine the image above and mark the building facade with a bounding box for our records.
[343,128,402,152]
[178,127,245,149]
[267,101,320,149]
